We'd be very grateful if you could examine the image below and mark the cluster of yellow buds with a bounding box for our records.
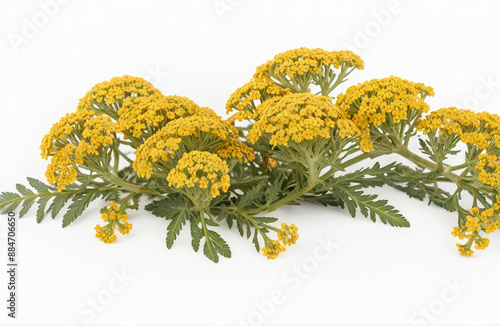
[95,202,132,244]
[263,223,299,260]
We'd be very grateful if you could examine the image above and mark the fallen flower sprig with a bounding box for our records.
[1,48,499,262]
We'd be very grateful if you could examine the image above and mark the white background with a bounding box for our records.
[1,1,500,325]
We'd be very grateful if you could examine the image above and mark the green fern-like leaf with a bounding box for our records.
[252,229,260,252]
[203,229,231,263]
[36,195,52,223]
[331,162,402,189]
[27,177,51,193]
[190,220,202,252]
[18,197,36,218]
[145,196,192,219]
[332,184,410,227]
[0,192,22,213]
[1,178,58,218]
[166,211,188,249]
[62,191,100,227]
[237,179,268,209]
[48,192,73,219]
[145,196,196,249]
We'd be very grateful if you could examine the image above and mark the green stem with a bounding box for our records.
[118,191,136,206]
[325,63,354,96]
[340,152,374,169]
[113,148,120,174]
[448,162,473,172]
[395,146,460,183]
[102,172,162,196]
[267,163,336,212]
[266,225,281,233]
[243,211,271,240]
[0,187,117,208]
[199,208,209,237]
[390,144,495,205]
[117,148,134,165]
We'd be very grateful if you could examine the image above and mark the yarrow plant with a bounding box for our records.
[2,47,500,262]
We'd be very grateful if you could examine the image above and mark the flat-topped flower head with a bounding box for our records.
[133,137,182,178]
[262,240,286,260]
[253,48,364,94]
[45,143,78,192]
[117,95,203,140]
[133,112,239,179]
[167,151,230,198]
[226,78,290,120]
[465,215,481,233]
[417,107,500,150]
[77,76,162,117]
[81,115,118,155]
[95,202,132,244]
[475,154,500,188]
[456,244,474,257]
[452,202,500,256]
[41,113,119,190]
[155,110,238,140]
[215,139,255,163]
[40,109,95,159]
[94,225,117,244]
[337,76,434,151]
[451,226,466,240]
[277,223,299,246]
[247,92,359,147]
[418,108,500,194]
[254,48,364,80]
[475,237,490,250]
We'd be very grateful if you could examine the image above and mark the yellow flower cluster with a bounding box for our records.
[157,112,238,140]
[262,240,286,260]
[277,223,299,246]
[133,112,241,179]
[40,109,95,159]
[465,215,481,232]
[133,137,182,178]
[216,139,255,163]
[418,107,500,150]
[227,112,241,124]
[95,202,132,244]
[337,76,434,152]
[81,115,117,155]
[117,95,203,138]
[41,114,118,191]
[474,237,490,250]
[451,201,500,255]
[94,225,116,244]
[475,154,500,187]
[166,151,230,198]
[253,47,364,80]
[45,144,78,192]
[225,78,290,120]
[456,244,473,257]
[77,75,161,112]
[247,93,359,147]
